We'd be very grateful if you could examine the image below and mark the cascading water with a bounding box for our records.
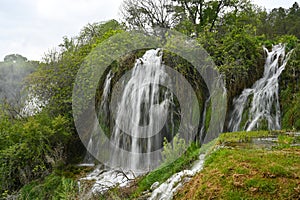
[110,48,173,172]
[81,49,176,194]
[199,97,210,143]
[83,70,114,164]
[99,70,113,119]
[149,154,206,200]
[228,44,292,132]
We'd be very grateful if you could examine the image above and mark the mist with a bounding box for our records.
[0,54,38,117]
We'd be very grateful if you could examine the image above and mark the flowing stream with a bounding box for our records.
[149,154,206,200]
[228,44,292,132]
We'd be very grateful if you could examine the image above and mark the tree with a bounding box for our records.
[287,2,300,38]
[255,2,300,39]
[120,0,252,36]
[27,20,123,117]
[3,54,27,62]
[174,0,235,34]
[121,0,177,30]
[77,20,122,45]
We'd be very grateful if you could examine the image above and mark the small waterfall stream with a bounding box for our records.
[21,94,44,117]
[99,70,113,119]
[149,154,206,200]
[228,44,292,132]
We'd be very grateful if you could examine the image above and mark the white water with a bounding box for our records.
[83,70,114,164]
[99,70,113,118]
[110,49,173,172]
[82,49,175,194]
[80,167,135,195]
[228,44,292,132]
[199,97,210,143]
[149,154,206,200]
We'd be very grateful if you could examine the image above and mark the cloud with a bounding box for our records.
[0,0,297,61]
[0,0,123,61]
[35,0,115,21]
[252,0,296,9]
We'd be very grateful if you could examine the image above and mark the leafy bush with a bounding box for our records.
[19,174,77,200]
[161,135,187,165]
[280,43,300,130]
[0,113,72,195]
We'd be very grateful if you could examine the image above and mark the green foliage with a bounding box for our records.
[216,25,261,69]
[257,2,300,39]
[0,113,72,195]
[27,20,123,117]
[19,174,77,200]
[218,131,269,144]
[280,42,300,130]
[161,135,187,165]
[275,35,299,50]
[1,1,300,198]
[198,24,263,105]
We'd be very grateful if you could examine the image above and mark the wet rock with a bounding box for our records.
[151,182,160,191]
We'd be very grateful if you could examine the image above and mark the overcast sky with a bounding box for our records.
[0,0,298,61]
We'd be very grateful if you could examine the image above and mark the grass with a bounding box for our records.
[174,131,300,200]
[130,142,201,198]
[17,165,94,200]
[19,174,78,200]
[98,130,298,199]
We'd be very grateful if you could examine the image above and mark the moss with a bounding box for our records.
[280,43,300,131]
[217,131,270,144]
[174,131,300,200]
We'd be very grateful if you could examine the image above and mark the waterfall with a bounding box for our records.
[99,70,113,120]
[199,97,210,143]
[80,49,177,194]
[110,48,173,172]
[228,44,292,132]
[83,70,114,164]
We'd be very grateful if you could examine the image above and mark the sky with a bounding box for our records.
[0,0,298,61]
